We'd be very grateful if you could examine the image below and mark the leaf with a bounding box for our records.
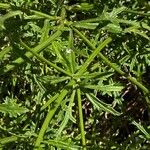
[104,23,122,33]
[132,120,150,139]
[38,75,70,85]
[35,80,76,147]
[0,46,12,60]
[86,93,121,116]
[41,93,59,111]
[73,22,99,30]
[0,136,18,145]
[82,84,124,92]
[0,3,10,9]
[0,10,22,30]
[73,33,112,75]
[68,90,76,123]
[68,30,77,73]
[125,27,150,40]
[0,98,29,117]
[52,41,72,71]
[55,90,76,137]
[56,111,70,137]
[110,6,127,18]
[0,28,62,75]
[80,3,94,11]
[21,41,72,77]
[75,72,113,80]
[43,139,81,150]
[68,3,94,12]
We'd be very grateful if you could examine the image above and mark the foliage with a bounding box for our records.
[0,0,150,149]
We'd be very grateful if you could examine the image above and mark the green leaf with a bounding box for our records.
[20,41,72,77]
[38,75,70,85]
[86,93,121,116]
[75,72,113,80]
[132,120,150,139]
[110,6,127,18]
[68,30,77,73]
[73,22,99,30]
[40,19,50,43]
[74,34,112,76]
[30,10,60,20]
[43,139,81,150]
[0,27,62,74]
[67,3,94,12]
[40,93,59,111]
[0,10,22,30]
[0,97,29,117]
[104,23,122,33]
[35,80,76,148]
[0,136,18,145]
[82,84,124,92]
[80,3,94,11]
[0,3,10,9]
[0,46,12,60]
[52,41,73,72]
[56,90,76,137]
[124,27,150,40]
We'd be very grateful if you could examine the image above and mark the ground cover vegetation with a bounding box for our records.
[0,0,150,149]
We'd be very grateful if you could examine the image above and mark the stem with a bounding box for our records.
[77,88,86,150]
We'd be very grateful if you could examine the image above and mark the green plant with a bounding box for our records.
[0,0,150,149]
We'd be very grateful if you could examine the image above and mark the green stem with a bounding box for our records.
[77,88,86,150]
[127,76,149,94]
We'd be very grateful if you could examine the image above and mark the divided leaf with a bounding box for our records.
[82,84,124,92]
[86,93,121,116]
[0,98,29,117]
[132,120,150,139]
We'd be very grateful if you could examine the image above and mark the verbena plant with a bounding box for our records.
[0,0,150,149]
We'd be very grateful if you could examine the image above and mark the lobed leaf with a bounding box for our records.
[86,93,121,116]
[0,98,29,117]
